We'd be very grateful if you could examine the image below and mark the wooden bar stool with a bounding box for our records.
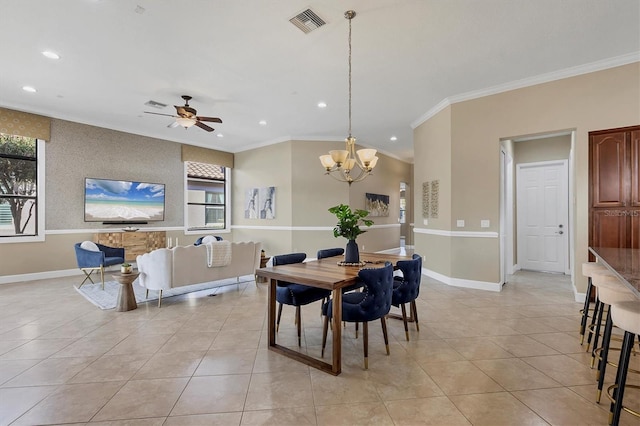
[590,276,636,402]
[608,301,640,425]
[581,263,610,344]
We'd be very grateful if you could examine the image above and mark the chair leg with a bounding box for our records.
[100,266,105,290]
[596,308,613,402]
[401,303,410,341]
[610,331,635,426]
[381,316,390,355]
[355,322,359,339]
[145,289,149,298]
[363,321,369,370]
[586,298,600,350]
[580,276,593,344]
[321,315,329,357]
[276,303,283,332]
[157,289,163,308]
[411,300,420,332]
[591,301,605,367]
[79,269,95,288]
[296,306,302,346]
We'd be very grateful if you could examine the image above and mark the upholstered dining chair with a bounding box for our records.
[392,253,423,341]
[74,241,125,290]
[273,253,331,346]
[321,262,394,369]
[317,247,344,260]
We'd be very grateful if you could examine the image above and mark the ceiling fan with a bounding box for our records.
[145,95,222,132]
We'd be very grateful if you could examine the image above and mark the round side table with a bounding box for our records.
[112,272,140,312]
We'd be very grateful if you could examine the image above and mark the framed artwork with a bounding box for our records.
[365,192,389,217]
[245,188,258,219]
[259,186,276,219]
[422,182,430,218]
[430,180,439,218]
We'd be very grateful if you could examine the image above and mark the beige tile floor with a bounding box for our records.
[1,269,639,425]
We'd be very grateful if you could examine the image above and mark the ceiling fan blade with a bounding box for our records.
[145,111,177,118]
[167,121,180,128]
[195,121,215,132]
[197,116,223,123]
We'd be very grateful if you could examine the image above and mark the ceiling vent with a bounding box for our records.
[144,100,167,109]
[289,9,326,34]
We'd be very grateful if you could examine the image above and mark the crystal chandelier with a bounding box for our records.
[319,10,378,185]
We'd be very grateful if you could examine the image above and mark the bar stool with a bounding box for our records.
[608,301,640,425]
[590,276,636,402]
[581,262,609,344]
[586,269,617,353]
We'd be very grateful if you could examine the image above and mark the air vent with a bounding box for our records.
[145,100,167,109]
[289,9,326,34]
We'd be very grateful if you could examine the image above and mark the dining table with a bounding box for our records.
[255,251,411,375]
[588,247,640,299]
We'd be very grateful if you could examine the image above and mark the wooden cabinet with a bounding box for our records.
[93,231,166,261]
[589,126,640,250]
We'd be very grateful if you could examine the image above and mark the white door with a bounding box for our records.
[516,160,568,273]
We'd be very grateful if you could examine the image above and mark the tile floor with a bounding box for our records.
[0,269,638,425]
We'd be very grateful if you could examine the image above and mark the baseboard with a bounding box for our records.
[422,267,502,292]
[0,264,136,285]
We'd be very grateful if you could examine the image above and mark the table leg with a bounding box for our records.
[331,288,342,375]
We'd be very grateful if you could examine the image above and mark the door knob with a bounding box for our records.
[558,224,563,228]
[557,230,564,235]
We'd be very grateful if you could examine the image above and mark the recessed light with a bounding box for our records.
[216,133,224,138]
[390,136,397,141]
[22,86,37,93]
[317,102,327,108]
[41,51,60,60]
[259,120,267,126]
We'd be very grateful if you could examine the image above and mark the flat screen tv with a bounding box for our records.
[84,178,165,223]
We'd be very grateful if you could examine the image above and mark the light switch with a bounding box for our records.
[481,220,490,228]
[456,220,465,228]
[423,219,428,225]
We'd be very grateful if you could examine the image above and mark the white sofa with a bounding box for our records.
[136,240,262,306]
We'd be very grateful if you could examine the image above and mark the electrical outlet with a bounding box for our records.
[457,220,465,228]
[423,218,428,225]
[361,245,365,251]
[481,220,490,228]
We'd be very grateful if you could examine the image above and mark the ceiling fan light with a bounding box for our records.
[176,117,196,128]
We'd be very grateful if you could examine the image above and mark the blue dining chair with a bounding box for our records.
[321,262,394,369]
[274,253,331,346]
[317,247,363,293]
[392,253,423,341]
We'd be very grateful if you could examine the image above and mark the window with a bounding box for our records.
[185,161,228,232]
[0,133,45,241]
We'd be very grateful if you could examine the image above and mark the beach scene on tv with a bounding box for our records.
[84,178,165,222]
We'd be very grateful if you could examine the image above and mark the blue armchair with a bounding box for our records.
[74,242,125,290]
[392,254,423,341]
[274,253,331,346]
[321,262,394,369]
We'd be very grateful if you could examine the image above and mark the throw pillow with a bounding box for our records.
[80,241,100,251]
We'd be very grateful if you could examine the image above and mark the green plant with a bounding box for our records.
[328,204,373,240]
[121,263,131,267]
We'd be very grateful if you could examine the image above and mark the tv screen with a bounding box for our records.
[84,178,165,223]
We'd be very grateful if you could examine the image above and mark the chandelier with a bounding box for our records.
[319,10,378,185]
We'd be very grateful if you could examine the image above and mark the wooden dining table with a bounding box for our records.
[255,252,411,375]
[589,247,640,299]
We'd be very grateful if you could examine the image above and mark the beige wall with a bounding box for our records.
[234,140,413,258]
[414,62,640,291]
[514,134,571,164]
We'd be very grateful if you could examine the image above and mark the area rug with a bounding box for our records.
[74,275,256,310]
